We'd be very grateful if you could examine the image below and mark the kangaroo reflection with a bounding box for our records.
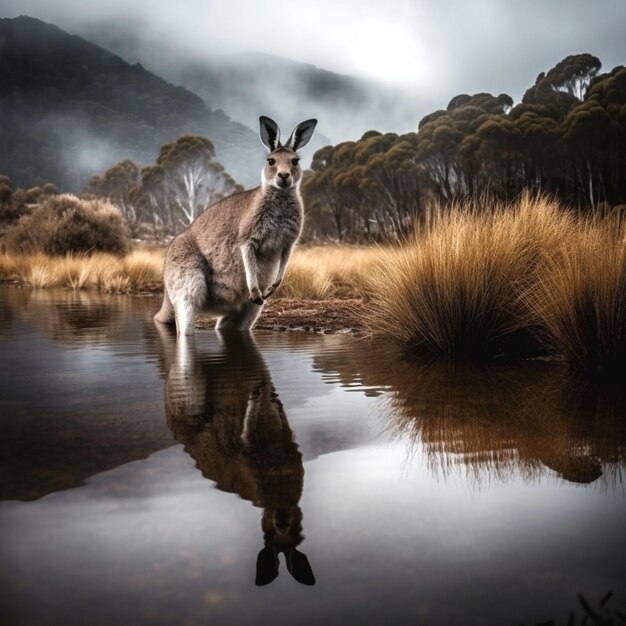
[158,327,315,586]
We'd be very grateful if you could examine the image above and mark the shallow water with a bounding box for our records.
[0,286,625,626]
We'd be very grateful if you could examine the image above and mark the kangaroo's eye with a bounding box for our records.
[291,158,300,166]
[267,158,276,166]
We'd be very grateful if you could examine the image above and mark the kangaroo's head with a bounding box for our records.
[259,116,317,191]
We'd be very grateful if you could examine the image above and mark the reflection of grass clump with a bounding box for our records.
[5,194,129,255]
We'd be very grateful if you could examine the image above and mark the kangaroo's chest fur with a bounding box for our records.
[244,188,303,255]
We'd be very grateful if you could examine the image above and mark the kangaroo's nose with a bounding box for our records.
[278,172,290,180]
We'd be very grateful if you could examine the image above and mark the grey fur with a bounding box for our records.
[154,116,317,334]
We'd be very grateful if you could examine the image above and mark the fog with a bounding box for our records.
[1,1,624,191]
[2,0,625,103]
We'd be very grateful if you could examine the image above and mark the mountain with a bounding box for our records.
[75,22,428,145]
[0,16,262,190]
[163,52,420,144]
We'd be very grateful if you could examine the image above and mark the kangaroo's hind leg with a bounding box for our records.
[154,286,176,325]
[216,301,264,331]
[166,264,209,336]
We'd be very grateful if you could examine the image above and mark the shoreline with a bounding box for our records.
[0,281,365,334]
[197,297,365,334]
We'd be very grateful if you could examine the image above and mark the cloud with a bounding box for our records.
[1,0,624,104]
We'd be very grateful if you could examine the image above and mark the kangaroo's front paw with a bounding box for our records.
[263,279,281,300]
[249,287,264,306]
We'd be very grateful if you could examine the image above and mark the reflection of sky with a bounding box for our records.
[2,289,626,625]
[1,443,625,626]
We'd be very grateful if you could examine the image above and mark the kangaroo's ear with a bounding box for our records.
[255,546,279,586]
[259,116,281,151]
[286,549,316,586]
[285,119,317,151]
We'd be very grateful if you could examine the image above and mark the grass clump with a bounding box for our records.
[0,249,164,293]
[526,214,626,371]
[365,195,576,358]
[5,194,130,255]
[280,245,377,299]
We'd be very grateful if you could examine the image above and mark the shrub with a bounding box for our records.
[5,194,130,255]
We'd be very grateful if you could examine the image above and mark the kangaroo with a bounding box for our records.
[157,326,315,586]
[154,116,318,335]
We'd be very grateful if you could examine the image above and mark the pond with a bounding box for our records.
[0,286,624,626]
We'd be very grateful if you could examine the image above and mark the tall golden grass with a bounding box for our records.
[365,194,626,369]
[0,249,165,293]
[281,244,377,299]
[524,213,626,370]
[365,194,575,356]
[0,245,374,298]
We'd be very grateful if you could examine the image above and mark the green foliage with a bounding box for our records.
[6,194,129,255]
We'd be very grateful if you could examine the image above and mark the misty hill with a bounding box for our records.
[75,22,428,145]
[165,52,421,144]
[0,16,262,190]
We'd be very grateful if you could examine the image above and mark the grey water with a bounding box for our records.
[0,286,625,626]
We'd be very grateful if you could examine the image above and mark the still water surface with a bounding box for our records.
[0,287,625,625]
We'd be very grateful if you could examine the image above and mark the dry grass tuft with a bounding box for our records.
[526,213,626,371]
[280,245,378,299]
[365,194,576,357]
[0,248,164,293]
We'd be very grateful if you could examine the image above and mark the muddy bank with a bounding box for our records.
[196,297,365,334]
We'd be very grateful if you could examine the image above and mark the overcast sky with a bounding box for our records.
[1,0,625,102]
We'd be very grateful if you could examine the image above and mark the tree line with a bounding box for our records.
[84,136,243,237]
[302,54,626,242]
[3,52,623,244]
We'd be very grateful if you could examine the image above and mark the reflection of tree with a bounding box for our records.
[158,329,315,586]
[313,338,626,487]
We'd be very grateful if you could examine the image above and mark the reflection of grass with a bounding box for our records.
[313,338,626,487]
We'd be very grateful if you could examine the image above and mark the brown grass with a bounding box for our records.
[279,244,377,299]
[0,249,165,293]
[525,213,626,370]
[365,194,577,357]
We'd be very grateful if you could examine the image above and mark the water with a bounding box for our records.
[0,286,624,626]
